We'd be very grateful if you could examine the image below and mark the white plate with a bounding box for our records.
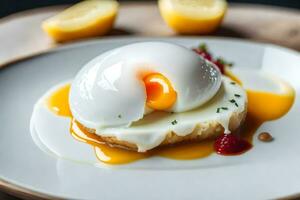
[1,37,300,200]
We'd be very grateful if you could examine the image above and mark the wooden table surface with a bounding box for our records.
[0,2,300,200]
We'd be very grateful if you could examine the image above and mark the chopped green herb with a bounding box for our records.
[234,94,241,98]
[230,81,236,85]
[171,120,178,125]
[221,107,228,110]
[216,108,221,113]
[216,57,226,65]
[118,114,122,118]
[216,57,234,67]
[229,99,239,107]
[199,43,208,52]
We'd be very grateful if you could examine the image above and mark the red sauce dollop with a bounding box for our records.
[214,133,252,155]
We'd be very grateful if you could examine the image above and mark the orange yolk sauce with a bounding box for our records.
[47,73,295,165]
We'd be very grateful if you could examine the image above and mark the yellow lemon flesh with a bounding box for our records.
[42,0,119,42]
[159,0,227,34]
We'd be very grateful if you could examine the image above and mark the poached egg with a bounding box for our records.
[69,42,222,129]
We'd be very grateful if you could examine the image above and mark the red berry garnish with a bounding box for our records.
[192,43,234,75]
[214,133,252,155]
[193,49,212,61]
[213,60,225,74]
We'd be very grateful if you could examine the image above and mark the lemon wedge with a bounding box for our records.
[159,0,227,34]
[42,0,119,42]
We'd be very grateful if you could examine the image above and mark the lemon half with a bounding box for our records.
[159,0,227,34]
[42,0,119,42]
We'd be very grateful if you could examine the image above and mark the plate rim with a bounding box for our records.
[1,36,299,70]
[1,36,299,200]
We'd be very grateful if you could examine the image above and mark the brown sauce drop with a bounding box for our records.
[258,132,273,142]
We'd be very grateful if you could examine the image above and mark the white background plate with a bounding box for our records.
[0,37,300,200]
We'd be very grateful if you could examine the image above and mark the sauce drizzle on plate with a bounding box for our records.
[46,73,295,164]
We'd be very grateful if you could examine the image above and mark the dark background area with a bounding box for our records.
[0,0,299,18]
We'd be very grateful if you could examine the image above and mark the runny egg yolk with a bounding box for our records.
[143,73,177,110]
[47,84,71,117]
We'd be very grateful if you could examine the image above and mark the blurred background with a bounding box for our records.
[0,0,299,17]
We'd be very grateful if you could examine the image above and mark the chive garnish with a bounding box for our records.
[230,81,236,85]
[228,62,234,67]
[118,114,122,118]
[229,99,239,107]
[221,107,228,110]
[216,57,234,67]
[234,94,241,98]
[171,120,178,125]
[217,108,221,113]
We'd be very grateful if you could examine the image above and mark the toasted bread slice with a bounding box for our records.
[82,108,247,152]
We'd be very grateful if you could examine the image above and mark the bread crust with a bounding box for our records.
[82,107,247,152]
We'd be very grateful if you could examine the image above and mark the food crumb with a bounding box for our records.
[258,132,273,142]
